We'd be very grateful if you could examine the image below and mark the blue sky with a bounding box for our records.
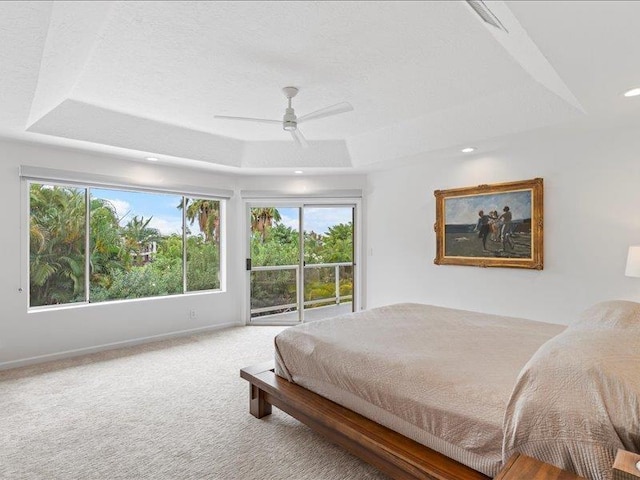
[91,189,354,237]
[279,207,353,234]
[445,191,532,225]
[92,188,183,235]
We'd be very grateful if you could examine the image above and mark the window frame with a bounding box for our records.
[23,171,229,312]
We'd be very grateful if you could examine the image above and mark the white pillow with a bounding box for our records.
[570,299,640,330]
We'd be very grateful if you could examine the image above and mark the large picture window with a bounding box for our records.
[29,182,222,308]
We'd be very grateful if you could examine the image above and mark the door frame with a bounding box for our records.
[244,197,362,325]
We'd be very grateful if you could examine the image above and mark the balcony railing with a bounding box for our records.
[250,262,353,318]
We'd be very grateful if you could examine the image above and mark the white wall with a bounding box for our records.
[0,139,366,368]
[365,125,640,325]
[0,140,238,368]
[238,173,366,193]
[6,120,638,366]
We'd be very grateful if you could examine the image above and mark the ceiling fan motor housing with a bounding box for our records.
[283,107,297,131]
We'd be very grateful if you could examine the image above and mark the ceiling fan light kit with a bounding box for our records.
[214,86,353,148]
[282,87,298,132]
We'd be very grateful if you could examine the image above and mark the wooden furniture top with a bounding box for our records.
[613,449,640,479]
[495,453,587,480]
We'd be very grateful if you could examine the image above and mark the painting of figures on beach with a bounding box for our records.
[434,178,543,269]
[445,191,531,258]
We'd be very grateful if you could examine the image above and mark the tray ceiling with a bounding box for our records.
[0,1,637,171]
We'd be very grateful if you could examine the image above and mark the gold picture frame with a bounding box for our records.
[434,178,543,269]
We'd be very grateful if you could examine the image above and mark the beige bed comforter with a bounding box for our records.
[274,303,565,476]
[503,300,640,480]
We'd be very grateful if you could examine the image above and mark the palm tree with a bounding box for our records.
[122,215,160,265]
[251,207,281,242]
[179,199,220,243]
[29,184,86,306]
[89,198,128,287]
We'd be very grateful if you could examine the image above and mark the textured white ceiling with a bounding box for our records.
[0,2,51,130]
[0,1,638,171]
[70,1,535,139]
[507,1,640,116]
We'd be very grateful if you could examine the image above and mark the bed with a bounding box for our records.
[240,301,640,480]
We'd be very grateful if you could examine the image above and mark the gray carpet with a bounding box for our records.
[0,326,389,480]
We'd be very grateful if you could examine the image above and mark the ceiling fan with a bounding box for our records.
[214,87,353,148]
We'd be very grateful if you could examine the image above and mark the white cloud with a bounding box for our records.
[103,198,132,222]
[275,208,353,234]
[98,197,181,235]
[304,208,352,234]
[279,213,299,230]
[148,216,183,236]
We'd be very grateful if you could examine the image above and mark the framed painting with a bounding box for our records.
[434,178,543,269]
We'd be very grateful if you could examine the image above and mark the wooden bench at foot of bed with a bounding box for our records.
[240,362,490,480]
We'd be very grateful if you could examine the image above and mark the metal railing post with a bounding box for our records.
[296,264,301,321]
[335,264,340,305]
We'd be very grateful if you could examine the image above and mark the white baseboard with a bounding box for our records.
[0,321,241,371]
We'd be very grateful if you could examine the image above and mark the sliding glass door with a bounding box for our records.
[302,206,354,321]
[247,203,356,324]
[248,206,301,323]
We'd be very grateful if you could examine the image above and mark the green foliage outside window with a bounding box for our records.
[30,190,352,312]
[29,183,221,307]
[30,184,86,306]
[249,207,354,315]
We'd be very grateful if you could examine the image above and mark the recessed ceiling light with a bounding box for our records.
[294,170,303,174]
[623,87,640,98]
[461,147,476,153]
[145,157,158,162]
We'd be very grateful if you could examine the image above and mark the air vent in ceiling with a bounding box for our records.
[466,1,508,33]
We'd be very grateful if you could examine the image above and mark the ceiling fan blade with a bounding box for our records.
[297,102,354,124]
[214,115,281,125]
[291,128,309,148]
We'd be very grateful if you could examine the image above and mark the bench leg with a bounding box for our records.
[249,383,272,418]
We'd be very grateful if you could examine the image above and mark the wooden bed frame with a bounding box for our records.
[240,362,490,480]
